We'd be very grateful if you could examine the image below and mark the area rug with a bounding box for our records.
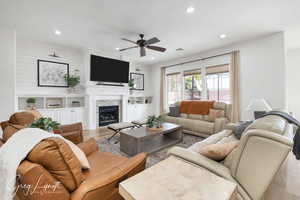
[97,133,203,167]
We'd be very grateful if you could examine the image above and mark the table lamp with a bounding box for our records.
[246,98,272,119]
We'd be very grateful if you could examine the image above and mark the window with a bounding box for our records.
[166,73,181,106]
[184,70,202,100]
[206,65,230,103]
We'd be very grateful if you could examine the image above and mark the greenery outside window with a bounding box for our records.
[184,70,202,100]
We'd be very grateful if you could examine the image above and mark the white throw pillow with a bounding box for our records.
[64,139,91,170]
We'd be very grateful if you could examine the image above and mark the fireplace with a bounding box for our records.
[99,106,119,126]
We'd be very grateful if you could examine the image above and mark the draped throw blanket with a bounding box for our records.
[0,128,66,200]
[260,111,300,160]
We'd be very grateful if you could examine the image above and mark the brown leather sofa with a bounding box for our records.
[0,111,83,144]
[1,127,147,200]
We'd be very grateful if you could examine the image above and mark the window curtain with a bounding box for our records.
[160,67,166,114]
[230,51,240,122]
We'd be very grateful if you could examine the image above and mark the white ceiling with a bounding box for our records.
[1,0,300,65]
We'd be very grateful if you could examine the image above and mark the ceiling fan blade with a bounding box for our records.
[145,37,160,45]
[121,38,137,45]
[140,47,146,57]
[119,46,139,51]
[147,45,166,52]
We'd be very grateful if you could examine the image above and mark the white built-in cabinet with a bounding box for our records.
[17,94,86,128]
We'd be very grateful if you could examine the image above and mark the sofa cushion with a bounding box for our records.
[8,112,35,126]
[180,113,188,118]
[188,129,233,152]
[199,141,239,161]
[188,101,215,115]
[179,101,192,113]
[213,102,227,110]
[208,109,225,122]
[188,114,204,120]
[178,118,214,134]
[2,124,24,142]
[83,151,127,179]
[27,137,83,192]
[168,106,180,117]
[244,115,287,135]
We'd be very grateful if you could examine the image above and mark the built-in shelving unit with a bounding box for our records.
[128,96,153,104]
[17,94,85,110]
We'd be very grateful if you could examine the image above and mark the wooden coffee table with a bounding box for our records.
[120,123,183,156]
[119,156,237,200]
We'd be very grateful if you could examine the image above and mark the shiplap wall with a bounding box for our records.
[16,39,84,95]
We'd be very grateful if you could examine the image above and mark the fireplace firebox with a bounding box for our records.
[99,106,119,126]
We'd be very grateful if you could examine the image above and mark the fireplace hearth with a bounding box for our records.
[99,106,119,126]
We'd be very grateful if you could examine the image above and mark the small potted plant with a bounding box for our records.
[64,69,80,93]
[146,115,163,131]
[128,79,135,95]
[28,117,60,132]
[26,98,36,109]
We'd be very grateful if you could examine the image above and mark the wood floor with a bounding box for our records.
[83,129,300,200]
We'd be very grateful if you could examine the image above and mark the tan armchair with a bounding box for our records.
[169,115,293,200]
[15,138,147,200]
[1,111,83,144]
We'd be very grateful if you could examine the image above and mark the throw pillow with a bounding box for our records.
[208,109,225,122]
[168,106,180,117]
[199,141,239,161]
[233,121,253,139]
[64,139,91,170]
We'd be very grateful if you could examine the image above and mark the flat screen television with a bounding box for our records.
[90,54,129,83]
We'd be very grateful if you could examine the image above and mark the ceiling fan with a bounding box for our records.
[119,34,166,57]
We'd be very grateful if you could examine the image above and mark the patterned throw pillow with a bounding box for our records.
[208,109,225,122]
[168,106,180,117]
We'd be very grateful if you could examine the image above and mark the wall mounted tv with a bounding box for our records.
[90,54,129,83]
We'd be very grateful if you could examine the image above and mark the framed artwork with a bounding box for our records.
[37,60,69,87]
[130,73,144,90]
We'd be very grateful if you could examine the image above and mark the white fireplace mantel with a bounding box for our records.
[85,85,129,130]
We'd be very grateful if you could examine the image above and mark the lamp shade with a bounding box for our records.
[246,98,272,111]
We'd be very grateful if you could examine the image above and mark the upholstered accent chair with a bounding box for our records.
[0,111,83,144]
[1,127,147,200]
[169,115,293,200]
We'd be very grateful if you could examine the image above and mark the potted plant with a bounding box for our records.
[28,117,60,132]
[146,115,163,131]
[64,69,80,93]
[128,79,135,95]
[26,98,36,109]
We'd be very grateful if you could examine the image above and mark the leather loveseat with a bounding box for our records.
[168,115,293,200]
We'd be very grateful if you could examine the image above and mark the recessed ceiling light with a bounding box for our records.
[219,34,227,39]
[115,47,120,51]
[151,57,155,60]
[54,30,61,35]
[186,6,195,13]
[176,48,184,51]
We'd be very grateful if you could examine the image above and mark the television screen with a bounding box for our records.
[90,55,129,83]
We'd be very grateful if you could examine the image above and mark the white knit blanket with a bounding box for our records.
[0,128,65,200]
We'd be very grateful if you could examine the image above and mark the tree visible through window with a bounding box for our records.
[184,71,202,100]
[166,73,181,106]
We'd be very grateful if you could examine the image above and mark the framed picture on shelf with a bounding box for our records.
[37,59,69,87]
[130,73,144,90]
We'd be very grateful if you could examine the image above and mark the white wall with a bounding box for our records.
[149,33,286,120]
[16,39,84,95]
[286,48,300,120]
[0,28,16,123]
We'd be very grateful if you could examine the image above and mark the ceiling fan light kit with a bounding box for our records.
[120,34,166,57]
